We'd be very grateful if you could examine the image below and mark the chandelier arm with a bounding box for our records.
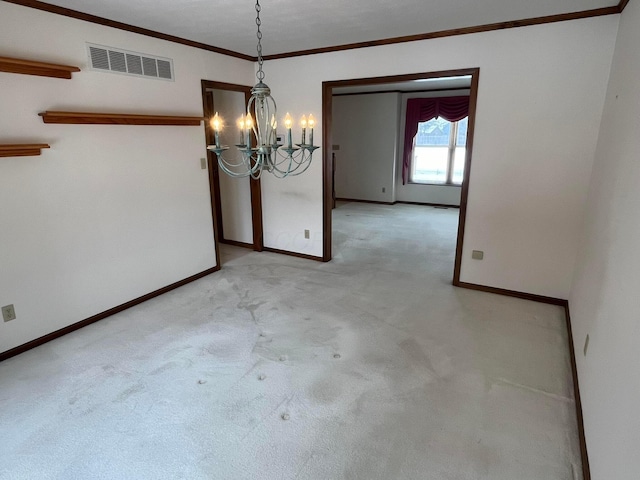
[267,157,293,178]
[217,158,254,178]
[217,154,252,168]
[271,149,306,167]
[283,156,314,176]
[249,165,263,180]
[269,154,307,176]
[244,153,263,176]
[269,160,293,176]
[213,149,264,178]
[273,146,302,160]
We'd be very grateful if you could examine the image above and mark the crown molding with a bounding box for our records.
[263,6,621,60]
[3,0,627,62]
[2,0,254,61]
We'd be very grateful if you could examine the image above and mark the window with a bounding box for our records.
[411,116,468,185]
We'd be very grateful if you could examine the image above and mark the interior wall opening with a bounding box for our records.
[322,68,480,285]
[201,80,264,266]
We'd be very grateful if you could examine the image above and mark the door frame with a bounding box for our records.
[201,79,264,254]
[321,67,480,285]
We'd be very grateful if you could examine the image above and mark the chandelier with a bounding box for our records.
[207,0,319,179]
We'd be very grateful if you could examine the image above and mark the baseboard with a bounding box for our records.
[335,197,394,205]
[336,197,460,208]
[564,304,591,480]
[395,200,460,208]
[220,239,253,249]
[455,281,566,306]
[263,247,324,262]
[0,266,220,362]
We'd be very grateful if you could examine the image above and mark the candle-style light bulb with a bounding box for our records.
[211,112,221,148]
[284,112,293,129]
[244,113,253,147]
[308,114,315,146]
[270,114,277,145]
[284,112,293,148]
[237,114,246,145]
[300,115,307,145]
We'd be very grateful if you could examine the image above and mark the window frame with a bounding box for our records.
[408,117,466,186]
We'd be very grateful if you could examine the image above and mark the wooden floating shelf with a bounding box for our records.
[0,144,50,158]
[0,56,80,79]
[39,111,205,126]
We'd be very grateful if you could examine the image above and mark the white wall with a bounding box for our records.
[262,16,618,297]
[211,89,253,245]
[332,93,398,203]
[0,3,254,353]
[569,1,640,478]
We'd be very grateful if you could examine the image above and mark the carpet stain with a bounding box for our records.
[236,292,266,325]
[399,338,438,378]
[114,383,145,403]
[309,377,342,405]
[148,361,184,376]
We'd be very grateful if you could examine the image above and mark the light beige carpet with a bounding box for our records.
[0,202,581,479]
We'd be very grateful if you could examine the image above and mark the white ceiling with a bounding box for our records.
[39,0,618,57]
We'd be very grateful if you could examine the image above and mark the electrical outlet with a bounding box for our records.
[304,229,310,239]
[382,187,386,193]
[583,334,590,356]
[2,304,16,322]
[472,250,484,260]
[200,158,207,169]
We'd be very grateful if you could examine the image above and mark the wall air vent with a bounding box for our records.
[87,43,174,81]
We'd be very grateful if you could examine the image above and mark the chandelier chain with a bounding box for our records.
[255,0,265,82]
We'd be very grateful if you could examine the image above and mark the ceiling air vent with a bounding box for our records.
[87,43,174,81]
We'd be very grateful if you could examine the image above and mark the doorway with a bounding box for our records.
[322,68,480,285]
[201,80,264,263]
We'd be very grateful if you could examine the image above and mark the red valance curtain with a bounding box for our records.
[402,96,470,184]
